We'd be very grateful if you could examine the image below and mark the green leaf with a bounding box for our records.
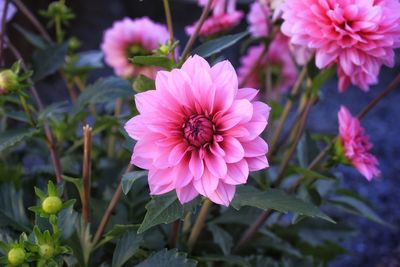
[191,31,248,58]
[311,65,336,95]
[133,75,155,93]
[72,77,133,115]
[38,101,69,122]
[0,128,37,153]
[138,192,198,234]
[32,42,68,81]
[122,171,148,195]
[328,195,388,226]
[66,218,93,267]
[112,232,143,267]
[296,132,320,168]
[62,175,84,199]
[0,184,30,232]
[135,249,197,267]
[207,224,233,255]
[94,224,139,250]
[231,186,334,223]
[131,55,174,70]
[57,205,78,239]
[13,24,49,49]
[292,167,334,181]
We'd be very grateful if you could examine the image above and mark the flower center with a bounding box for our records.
[183,115,214,147]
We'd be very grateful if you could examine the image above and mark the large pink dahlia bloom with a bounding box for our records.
[338,106,380,181]
[124,55,270,206]
[281,0,400,92]
[247,0,271,38]
[238,33,298,99]
[101,17,169,78]
[186,0,243,38]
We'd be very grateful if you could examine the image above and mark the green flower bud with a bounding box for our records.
[39,244,55,259]
[159,45,169,55]
[7,248,26,266]
[0,70,19,93]
[42,196,62,214]
[334,138,351,165]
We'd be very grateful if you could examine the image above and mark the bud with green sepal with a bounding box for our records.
[25,226,72,267]
[0,61,32,94]
[0,233,33,267]
[332,137,351,165]
[154,40,179,56]
[29,180,75,218]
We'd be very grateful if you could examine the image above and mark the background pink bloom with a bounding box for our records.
[101,17,169,78]
[281,0,400,92]
[186,0,243,37]
[338,106,380,181]
[125,55,270,206]
[247,0,271,38]
[238,33,298,99]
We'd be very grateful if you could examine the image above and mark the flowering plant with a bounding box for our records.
[0,0,399,266]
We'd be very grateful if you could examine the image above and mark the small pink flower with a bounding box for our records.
[186,0,243,38]
[124,55,270,206]
[238,33,298,99]
[101,17,169,78]
[338,106,380,181]
[247,0,271,38]
[281,0,400,92]
[0,0,16,29]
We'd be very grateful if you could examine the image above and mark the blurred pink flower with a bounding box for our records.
[247,0,271,38]
[186,0,243,38]
[101,17,169,78]
[0,0,16,29]
[338,106,380,181]
[281,0,400,92]
[124,55,270,206]
[238,33,298,99]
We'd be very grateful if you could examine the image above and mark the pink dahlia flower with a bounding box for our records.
[338,106,380,181]
[247,0,271,38]
[0,0,16,29]
[238,33,298,99]
[186,0,243,38]
[124,55,270,206]
[281,0,400,92]
[101,17,169,78]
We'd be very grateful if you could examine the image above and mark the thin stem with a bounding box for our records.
[187,199,212,250]
[233,209,273,254]
[107,98,123,157]
[18,94,36,127]
[168,220,180,249]
[93,164,134,245]
[0,0,9,65]
[54,16,63,44]
[180,0,213,62]
[7,38,63,183]
[357,73,400,120]
[269,67,307,155]
[12,0,52,42]
[273,95,317,187]
[82,125,92,224]
[162,0,175,60]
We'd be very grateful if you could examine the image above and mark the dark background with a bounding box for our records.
[7,0,400,266]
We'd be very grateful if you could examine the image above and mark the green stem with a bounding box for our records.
[18,94,35,126]
[55,16,63,43]
[187,199,212,250]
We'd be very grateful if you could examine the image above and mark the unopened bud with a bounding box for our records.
[7,248,26,266]
[42,196,62,214]
[0,70,18,93]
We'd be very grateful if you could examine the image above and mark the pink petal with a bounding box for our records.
[242,137,269,157]
[221,136,245,163]
[246,155,269,171]
[207,182,236,206]
[189,150,204,179]
[224,160,249,185]
[176,182,199,204]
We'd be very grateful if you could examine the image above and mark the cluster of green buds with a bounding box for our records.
[40,0,75,43]
[0,181,74,266]
[0,61,32,94]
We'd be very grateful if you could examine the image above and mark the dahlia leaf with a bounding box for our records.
[135,249,197,267]
[94,224,139,250]
[71,77,132,115]
[207,224,233,255]
[231,186,334,223]
[133,75,155,93]
[191,31,248,58]
[131,55,174,70]
[0,128,37,153]
[13,24,49,49]
[112,232,142,267]
[32,42,69,81]
[137,193,198,234]
[121,171,148,195]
